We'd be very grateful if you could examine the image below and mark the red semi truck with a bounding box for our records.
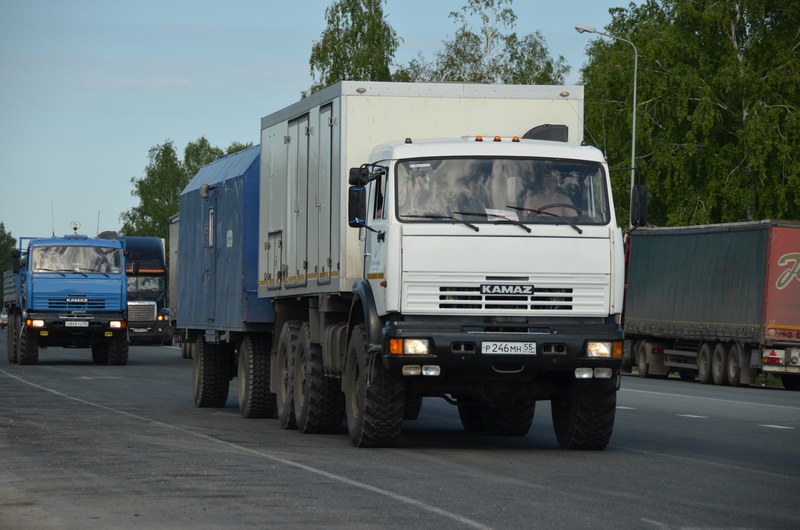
[623,220,800,390]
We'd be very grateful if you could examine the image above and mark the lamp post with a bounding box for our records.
[575,23,638,224]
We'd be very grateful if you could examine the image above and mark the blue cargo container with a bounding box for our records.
[176,145,276,415]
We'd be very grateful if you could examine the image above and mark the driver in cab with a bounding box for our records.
[524,167,574,217]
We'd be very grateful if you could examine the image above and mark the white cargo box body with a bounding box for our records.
[258,81,584,299]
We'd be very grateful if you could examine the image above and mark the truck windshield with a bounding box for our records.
[127,276,165,294]
[31,245,122,274]
[396,157,610,225]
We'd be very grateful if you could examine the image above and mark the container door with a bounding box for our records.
[286,115,309,289]
[765,226,800,338]
[317,104,333,286]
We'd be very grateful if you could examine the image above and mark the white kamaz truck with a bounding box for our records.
[256,81,625,448]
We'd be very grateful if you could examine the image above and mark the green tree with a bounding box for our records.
[581,0,799,226]
[120,137,234,240]
[395,0,569,84]
[308,0,401,94]
[0,222,16,274]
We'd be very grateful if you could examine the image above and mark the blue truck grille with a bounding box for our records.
[47,297,110,311]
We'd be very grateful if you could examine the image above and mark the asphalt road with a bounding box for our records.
[1,332,798,529]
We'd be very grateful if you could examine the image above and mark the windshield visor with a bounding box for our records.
[31,245,122,274]
[396,157,610,225]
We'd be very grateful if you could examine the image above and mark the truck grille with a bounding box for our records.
[128,301,157,321]
[403,273,609,316]
[47,297,109,310]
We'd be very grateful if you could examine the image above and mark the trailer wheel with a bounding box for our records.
[711,343,729,386]
[635,341,649,378]
[276,321,301,429]
[345,324,404,447]
[697,343,713,384]
[92,342,110,364]
[293,323,344,434]
[551,376,616,450]
[108,335,129,366]
[726,343,742,387]
[192,335,230,407]
[18,326,39,365]
[403,396,423,421]
[237,334,276,418]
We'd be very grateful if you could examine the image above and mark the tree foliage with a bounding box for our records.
[308,0,400,94]
[0,222,16,274]
[581,0,799,226]
[394,0,569,84]
[120,137,251,240]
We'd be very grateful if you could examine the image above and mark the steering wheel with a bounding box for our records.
[533,203,581,215]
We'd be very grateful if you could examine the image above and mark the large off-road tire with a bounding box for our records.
[276,321,301,429]
[697,343,713,384]
[457,398,487,432]
[551,376,617,450]
[237,334,276,418]
[108,334,129,366]
[91,342,110,364]
[7,313,19,363]
[192,335,230,407]
[294,322,344,434]
[345,324,404,447]
[490,399,535,436]
[403,396,423,421]
[181,340,190,359]
[711,343,729,386]
[18,326,39,365]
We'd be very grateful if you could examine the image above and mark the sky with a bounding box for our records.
[0,0,637,241]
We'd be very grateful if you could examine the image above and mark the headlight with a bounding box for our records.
[389,338,430,355]
[587,341,612,358]
[110,321,123,329]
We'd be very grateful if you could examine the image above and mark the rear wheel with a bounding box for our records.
[192,335,230,407]
[697,343,713,384]
[293,323,344,434]
[345,324,404,447]
[237,334,275,418]
[18,326,39,365]
[635,341,649,378]
[711,343,729,386]
[551,376,616,450]
[7,313,19,363]
[276,321,300,429]
[726,343,743,387]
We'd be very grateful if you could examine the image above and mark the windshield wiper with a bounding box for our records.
[506,205,583,234]
[454,211,532,233]
[403,214,480,232]
[34,268,66,276]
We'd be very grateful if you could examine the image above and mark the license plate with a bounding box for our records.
[481,341,536,354]
[65,320,89,327]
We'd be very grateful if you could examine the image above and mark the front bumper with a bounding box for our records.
[127,320,171,344]
[24,311,126,346]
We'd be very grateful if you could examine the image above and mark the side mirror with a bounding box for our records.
[349,167,369,186]
[630,184,648,228]
[348,186,367,228]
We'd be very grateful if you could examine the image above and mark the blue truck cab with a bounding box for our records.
[5,232,129,365]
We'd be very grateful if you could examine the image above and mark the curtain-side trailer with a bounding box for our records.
[624,220,800,390]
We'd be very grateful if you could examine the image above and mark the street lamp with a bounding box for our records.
[575,23,638,225]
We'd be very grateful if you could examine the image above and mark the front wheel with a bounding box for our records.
[91,342,110,364]
[345,324,404,447]
[18,326,39,365]
[108,334,129,366]
[551,376,616,450]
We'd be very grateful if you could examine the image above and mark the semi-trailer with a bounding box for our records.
[624,220,800,390]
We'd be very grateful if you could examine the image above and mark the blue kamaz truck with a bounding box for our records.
[4,231,129,365]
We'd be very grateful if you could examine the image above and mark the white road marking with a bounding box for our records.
[616,406,636,410]
[622,387,800,410]
[759,424,794,430]
[1,368,492,530]
[677,414,707,418]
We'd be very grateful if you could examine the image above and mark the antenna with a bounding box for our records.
[51,201,56,237]
[96,211,100,236]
